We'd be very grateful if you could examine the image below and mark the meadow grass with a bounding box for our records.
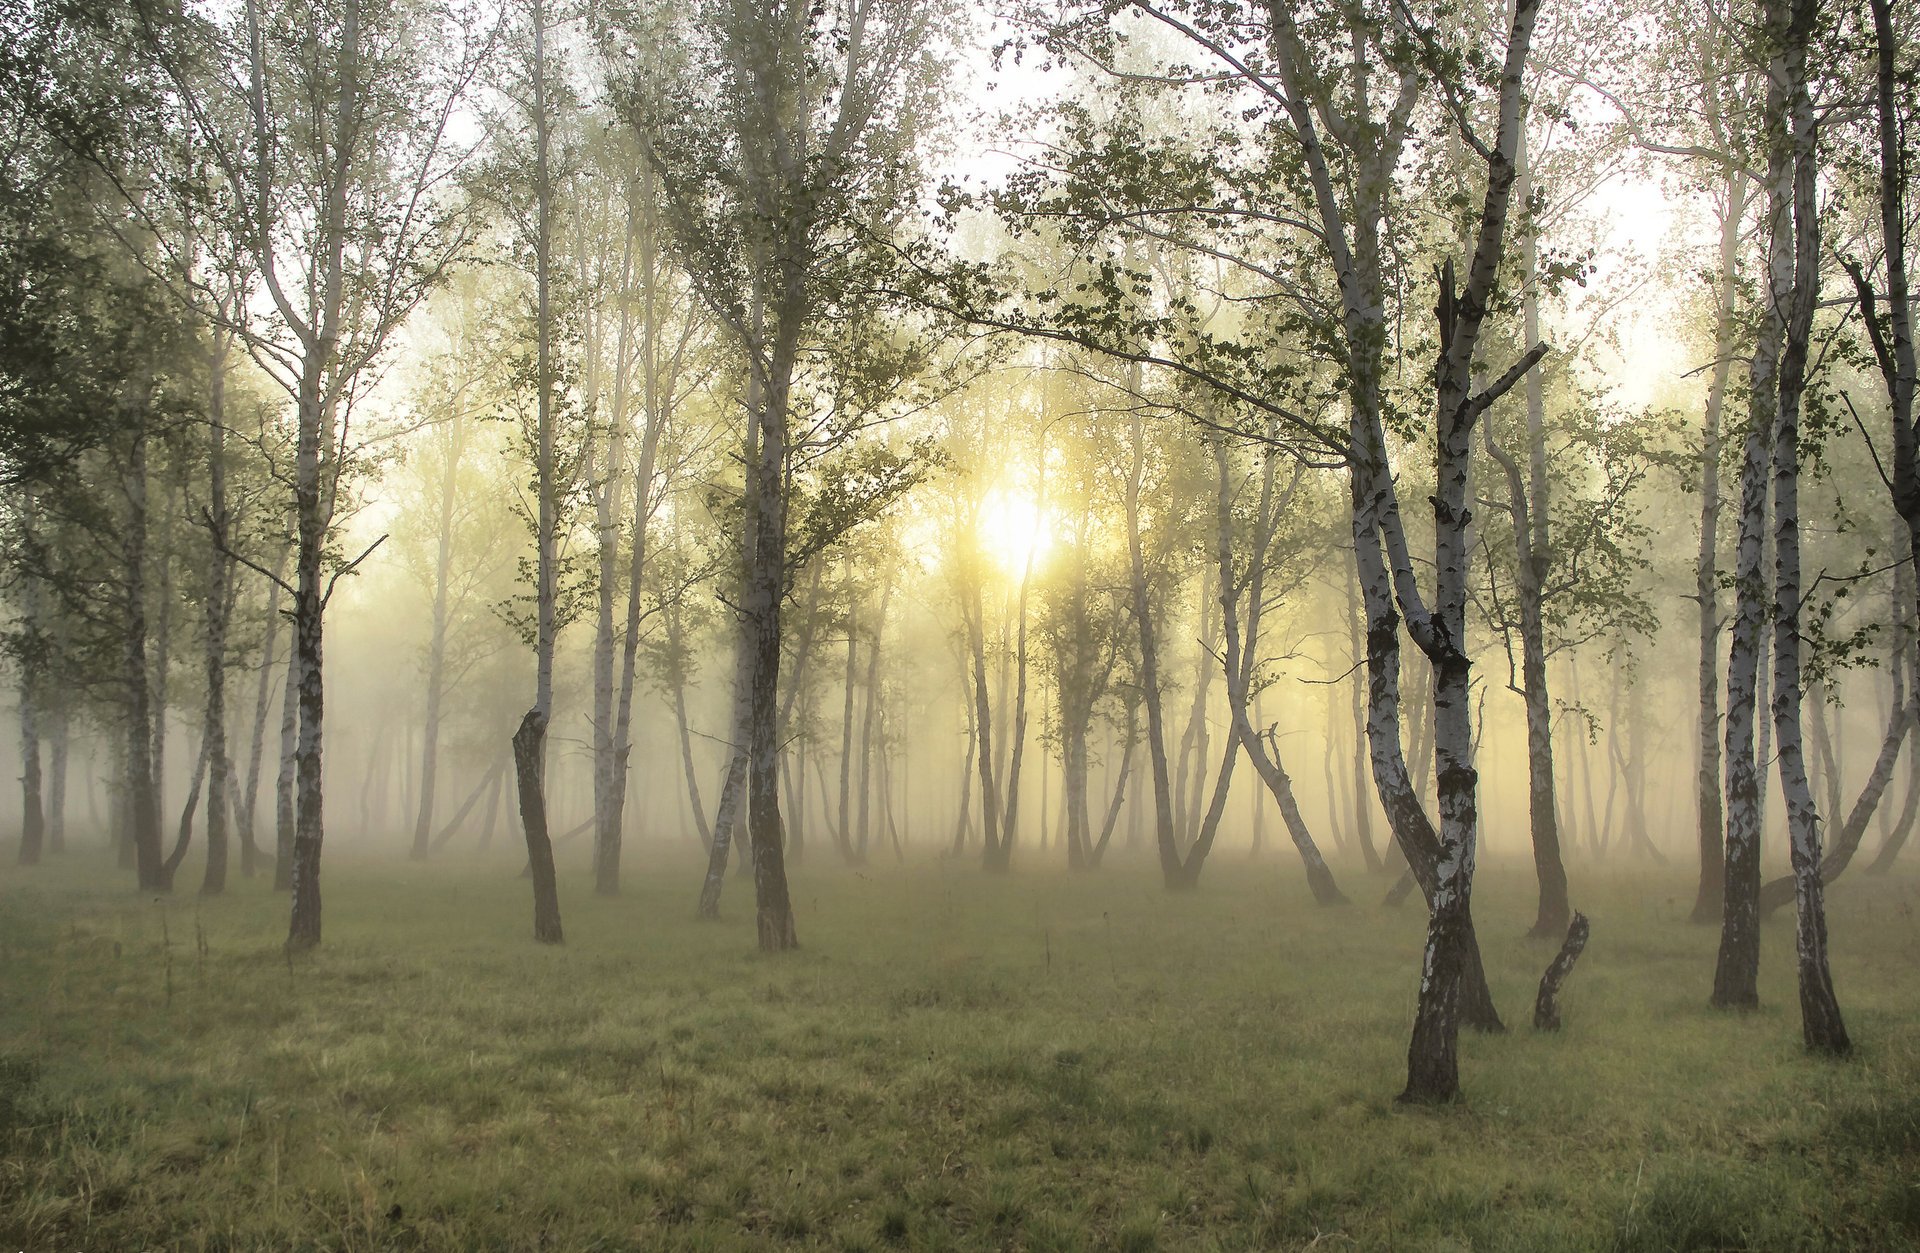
[2,842,1918,1251]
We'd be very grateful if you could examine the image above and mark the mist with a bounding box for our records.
[3,0,1917,1246]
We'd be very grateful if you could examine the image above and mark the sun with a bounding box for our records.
[975,485,1054,578]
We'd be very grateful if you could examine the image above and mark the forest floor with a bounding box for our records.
[2,844,1919,1251]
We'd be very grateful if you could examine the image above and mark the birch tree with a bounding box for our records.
[128,0,496,947]
[610,0,953,948]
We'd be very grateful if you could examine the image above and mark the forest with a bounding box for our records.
[1,0,1918,1247]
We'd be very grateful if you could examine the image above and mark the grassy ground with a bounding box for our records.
[2,844,1919,1251]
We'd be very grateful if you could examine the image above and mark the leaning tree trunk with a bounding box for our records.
[1849,0,1920,871]
[697,631,752,918]
[1213,440,1345,901]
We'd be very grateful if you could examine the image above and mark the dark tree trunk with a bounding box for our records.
[1532,912,1590,1031]
[125,430,167,893]
[239,563,285,877]
[272,640,297,893]
[45,704,67,854]
[697,635,751,918]
[430,762,504,854]
[513,711,564,943]
[17,694,43,865]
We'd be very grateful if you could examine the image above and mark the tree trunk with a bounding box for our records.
[742,304,801,953]
[837,598,860,862]
[1345,553,1384,872]
[951,693,977,856]
[45,704,67,855]
[513,711,564,943]
[240,558,285,876]
[413,411,464,860]
[165,735,210,880]
[1213,441,1345,900]
[17,691,43,865]
[200,339,236,896]
[124,429,166,892]
[697,631,751,918]
[1770,13,1848,1053]
[1532,912,1590,1032]
[671,659,712,850]
[1090,704,1136,868]
[1122,398,1179,888]
[510,0,566,942]
[272,634,298,893]
[430,762,503,853]
[1712,30,1790,1011]
[602,164,669,898]
[857,586,891,862]
[968,556,1004,871]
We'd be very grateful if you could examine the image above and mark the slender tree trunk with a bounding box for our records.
[838,599,859,862]
[413,412,465,860]
[509,0,565,945]
[697,631,751,917]
[240,558,285,876]
[1090,704,1136,867]
[602,169,666,897]
[1691,171,1749,922]
[430,763,502,853]
[1213,442,1344,899]
[124,429,166,892]
[17,690,43,865]
[968,559,1004,870]
[856,585,891,862]
[1483,136,1569,937]
[201,334,236,896]
[1346,552,1384,872]
[272,633,297,892]
[1713,33,1790,1009]
[1122,400,1179,888]
[671,660,712,849]
[951,687,976,856]
[1770,16,1847,1051]
[45,704,67,854]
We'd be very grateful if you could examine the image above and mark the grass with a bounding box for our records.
[3,843,1919,1250]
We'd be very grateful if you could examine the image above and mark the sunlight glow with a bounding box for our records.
[975,485,1054,579]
